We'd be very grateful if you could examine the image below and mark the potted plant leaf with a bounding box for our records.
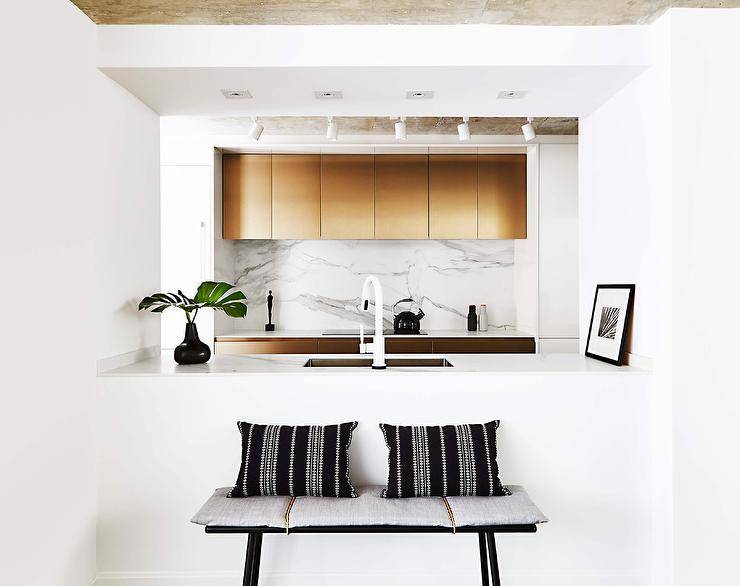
[139,281,247,364]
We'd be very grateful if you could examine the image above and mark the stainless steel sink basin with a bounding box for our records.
[303,357,453,368]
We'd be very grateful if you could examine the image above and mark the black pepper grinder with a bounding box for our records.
[265,290,275,331]
[467,305,477,332]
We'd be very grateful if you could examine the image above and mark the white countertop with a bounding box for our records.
[99,352,646,377]
[215,328,534,340]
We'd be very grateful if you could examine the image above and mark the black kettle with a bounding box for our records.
[392,298,425,334]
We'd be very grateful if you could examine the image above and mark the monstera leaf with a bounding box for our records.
[139,282,247,322]
[193,281,248,318]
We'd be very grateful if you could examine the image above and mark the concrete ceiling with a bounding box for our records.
[73,0,738,25]
[203,116,578,136]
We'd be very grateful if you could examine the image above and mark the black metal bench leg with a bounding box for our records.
[478,532,490,586]
[249,532,263,586]
[486,532,501,586]
[243,533,257,586]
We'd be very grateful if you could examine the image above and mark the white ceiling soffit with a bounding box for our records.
[99,25,650,117]
[104,65,643,117]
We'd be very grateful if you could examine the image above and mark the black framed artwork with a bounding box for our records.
[585,284,635,366]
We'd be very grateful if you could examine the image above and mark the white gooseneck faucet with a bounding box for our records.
[359,275,386,369]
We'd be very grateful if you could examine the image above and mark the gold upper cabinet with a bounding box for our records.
[222,154,271,239]
[271,154,321,239]
[477,154,527,239]
[321,154,374,239]
[429,154,478,239]
[374,154,429,239]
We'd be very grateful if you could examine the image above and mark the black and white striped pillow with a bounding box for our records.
[229,422,358,498]
[380,421,509,498]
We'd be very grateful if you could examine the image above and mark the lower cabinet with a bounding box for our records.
[215,336,534,355]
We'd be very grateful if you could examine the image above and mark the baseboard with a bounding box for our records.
[97,345,160,375]
[94,570,647,586]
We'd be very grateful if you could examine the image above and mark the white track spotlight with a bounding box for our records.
[395,116,407,141]
[457,116,470,141]
[248,117,264,141]
[326,116,338,141]
[521,117,536,142]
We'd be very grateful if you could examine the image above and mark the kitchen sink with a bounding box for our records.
[303,357,453,368]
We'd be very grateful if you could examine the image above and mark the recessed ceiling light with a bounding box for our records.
[315,90,343,99]
[406,90,434,100]
[221,89,252,99]
[497,90,527,99]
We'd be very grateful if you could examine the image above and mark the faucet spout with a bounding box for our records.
[360,275,386,369]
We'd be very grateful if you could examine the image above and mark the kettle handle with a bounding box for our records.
[392,298,415,315]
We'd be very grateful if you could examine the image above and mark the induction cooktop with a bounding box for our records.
[321,329,427,336]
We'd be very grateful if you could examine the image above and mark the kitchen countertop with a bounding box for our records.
[99,352,645,377]
[215,328,534,340]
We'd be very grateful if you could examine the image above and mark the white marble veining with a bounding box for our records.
[224,239,516,332]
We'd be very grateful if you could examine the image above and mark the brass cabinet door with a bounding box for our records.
[429,154,478,239]
[321,154,374,239]
[374,154,429,239]
[477,154,527,239]
[272,154,321,239]
[222,154,272,239]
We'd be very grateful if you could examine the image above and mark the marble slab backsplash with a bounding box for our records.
[221,239,517,332]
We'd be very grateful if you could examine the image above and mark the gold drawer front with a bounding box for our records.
[432,338,535,354]
[215,339,318,355]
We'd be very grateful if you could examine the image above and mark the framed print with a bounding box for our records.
[585,284,635,366]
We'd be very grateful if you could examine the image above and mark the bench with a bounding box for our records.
[192,484,548,586]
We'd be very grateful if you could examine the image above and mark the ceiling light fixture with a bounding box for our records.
[248,117,264,141]
[521,117,536,142]
[406,90,434,100]
[457,117,470,142]
[497,90,527,100]
[221,89,252,99]
[315,90,343,99]
[395,116,407,141]
[326,116,338,141]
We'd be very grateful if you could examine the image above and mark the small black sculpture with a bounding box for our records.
[265,290,275,331]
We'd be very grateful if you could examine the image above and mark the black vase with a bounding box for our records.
[174,323,211,365]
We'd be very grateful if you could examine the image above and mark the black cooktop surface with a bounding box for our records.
[321,329,427,336]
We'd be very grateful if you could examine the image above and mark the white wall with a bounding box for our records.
[538,144,579,352]
[0,1,159,584]
[578,66,669,362]
[669,9,740,586]
[577,17,673,586]
[97,370,652,586]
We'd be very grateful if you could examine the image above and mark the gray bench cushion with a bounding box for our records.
[191,485,547,528]
[289,485,451,527]
[191,488,290,528]
[447,485,549,526]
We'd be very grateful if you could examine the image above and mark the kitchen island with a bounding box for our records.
[96,352,652,586]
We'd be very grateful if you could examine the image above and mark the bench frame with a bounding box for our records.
[205,524,537,586]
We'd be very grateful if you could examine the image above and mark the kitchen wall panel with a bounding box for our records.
[229,239,516,332]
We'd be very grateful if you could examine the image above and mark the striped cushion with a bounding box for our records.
[229,422,358,498]
[379,421,509,498]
